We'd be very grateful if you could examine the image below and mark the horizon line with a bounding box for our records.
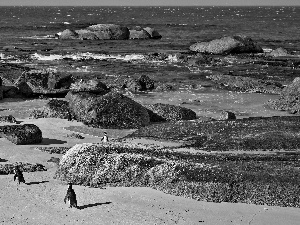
[0,5,299,7]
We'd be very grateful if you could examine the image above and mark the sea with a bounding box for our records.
[0,6,299,118]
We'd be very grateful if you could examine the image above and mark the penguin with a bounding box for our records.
[64,183,78,209]
[13,165,26,184]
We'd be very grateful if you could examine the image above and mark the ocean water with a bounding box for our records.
[0,6,299,118]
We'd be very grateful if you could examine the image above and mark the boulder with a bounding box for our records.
[74,24,130,40]
[66,91,150,129]
[123,75,155,92]
[217,111,236,120]
[207,74,283,94]
[0,124,43,145]
[267,77,300,114]
[14,70,74,97]
[155,83,175,92]
[268,47,290,57]
[145,103,197,122]
[129,28,151,39]
[189,35,263,55]
[143,27,162,39]
[70,79,110,94]
[29,99,71,119]
[59,29,79,40]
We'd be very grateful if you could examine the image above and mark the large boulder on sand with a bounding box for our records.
[189,35,263,55]
[145,103,197,122]
[66,91,150,129]
[0,124,42,145]
[268,47,290,57]
[267,77,300,114]
[70,79,110,94]
[29,99,71,119]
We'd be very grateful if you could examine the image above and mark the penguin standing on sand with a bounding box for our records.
[64,183,78,209]
[101,132,108,142]
[13,165,26,184]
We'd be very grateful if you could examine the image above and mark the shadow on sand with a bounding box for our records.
[78,202,112,210]
[40,138,67,145]
[26,181,50,185]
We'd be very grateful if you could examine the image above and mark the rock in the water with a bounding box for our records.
[146,103,197,122]
[0,115,17,123]
[59,29,79,39]
[143,27,162,39]
[268,47,290,57]
[129,27,151,39]
[217,111,236,120]
[70,79,110,94]
[29,99,71,119]
[0,124,43,145]
[189,35,263,55]
[207,74,283,94]
[66,91,150,129]
[123,75,155,92]
[267,77,300,114]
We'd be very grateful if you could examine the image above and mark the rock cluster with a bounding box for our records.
[123,75,155,92]
[0,162,46,175]
[190,35,263,55]
[0,115,17,123]
[58,24,161,40]
[0,124,43,145]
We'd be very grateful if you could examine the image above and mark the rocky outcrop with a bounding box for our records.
[190,35,263,55]
[145,103,197,122]
[70,79,110,94]
[207,74,283,94]
[217,111,236,120]
[66,91,150,129]
[267,77,300,114]
[123,75,155,92]
[29,99,71,119]
[14,70,74,97]
[0,124,42,145]
[58,24,161,40]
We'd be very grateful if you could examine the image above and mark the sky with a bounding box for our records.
[0,0,299,6]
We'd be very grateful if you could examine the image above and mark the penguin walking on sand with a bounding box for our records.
[13,165,26,184]
[64,183,78,209]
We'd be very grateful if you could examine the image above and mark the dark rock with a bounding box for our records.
[66,91,150,129]
[0,115,17,123]
[267,77,300,114]
[145,103,197,122]
[59,29,79,40]
[0,124,43,145]
[217,111,236,120]
[189,35,263,55]
[0,77,2,100]
[207,74,283,94]
[143,27,162,39]
[70,79,110,94]
[29,99,71,119]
